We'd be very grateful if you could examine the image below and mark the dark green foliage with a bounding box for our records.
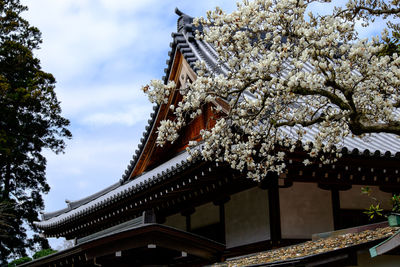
[0,201,14,238]
[0,0,71,263]
[32,249,57,260]
[363,203,384,220]
[7,257,31,267]
[362,187,400,219]
[391,194,400,213]
[361,186,384,219]
[379,31,400,56]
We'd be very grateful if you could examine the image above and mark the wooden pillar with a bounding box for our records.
[260,173,281,246]
[269,179,282,246]
[331,189,341,230]
[213,196,230,244]
[319,183,351,231]
[186,215,191,232]
[181,208,195,232]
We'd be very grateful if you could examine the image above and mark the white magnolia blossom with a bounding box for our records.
[144,0,400,181]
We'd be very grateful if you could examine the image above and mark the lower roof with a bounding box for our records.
[211,222,400,267]
[21,223,225,267]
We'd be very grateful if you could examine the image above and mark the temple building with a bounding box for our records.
[24,9,400,267]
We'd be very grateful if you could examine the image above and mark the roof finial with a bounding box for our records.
[175,8,193,33]
[175,7,183,16]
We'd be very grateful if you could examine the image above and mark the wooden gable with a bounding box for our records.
[130,51,217,178]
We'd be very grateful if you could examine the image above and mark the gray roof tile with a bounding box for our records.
[38,8,400,229]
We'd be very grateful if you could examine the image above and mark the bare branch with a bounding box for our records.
[274,113,346,128]
[349,120,400,135]
[291,86,352,111]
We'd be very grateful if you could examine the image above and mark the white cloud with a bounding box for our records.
[98,0,159,13]
[57,83,152,115]
[42,128,144,210]
[82,104,152,126]
[355,18,390,39]
[22,0,140,81]
[77,180,89,190]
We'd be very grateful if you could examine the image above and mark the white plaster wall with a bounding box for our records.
[280,182,334,239]
[340,185,392,210]
[164,213,185,230]
[191,202,219,230]
[225,187,270,248]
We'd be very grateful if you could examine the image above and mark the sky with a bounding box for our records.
[19,0,391,250]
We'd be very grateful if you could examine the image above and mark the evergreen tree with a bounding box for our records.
[0,0,71,263]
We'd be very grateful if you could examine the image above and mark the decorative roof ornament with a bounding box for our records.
[175,8,194,33]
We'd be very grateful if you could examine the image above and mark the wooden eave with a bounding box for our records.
[44,163,253,240]
[39,143,400,239]
[280,148,400,192]
[40,146,400,239]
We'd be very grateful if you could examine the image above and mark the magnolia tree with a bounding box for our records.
[144,0,400,180]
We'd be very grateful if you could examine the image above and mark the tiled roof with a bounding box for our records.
[76,213,146,244]
[35,150,198,229]
[281,123,400,158]
[41,182,121,221]
[37,8,400,228]
[212,225,400,267]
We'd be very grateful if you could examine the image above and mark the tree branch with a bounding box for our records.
[274,113,346,128]
[336,6,400,19]
[355,6,400,16]
[349,120,400,135]
[291,85,352,111]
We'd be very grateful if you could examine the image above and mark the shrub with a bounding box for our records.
[32,249,57,260]
[8,257,32,266]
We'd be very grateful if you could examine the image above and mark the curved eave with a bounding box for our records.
[41,182,121,221]
[35,150,199,230]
